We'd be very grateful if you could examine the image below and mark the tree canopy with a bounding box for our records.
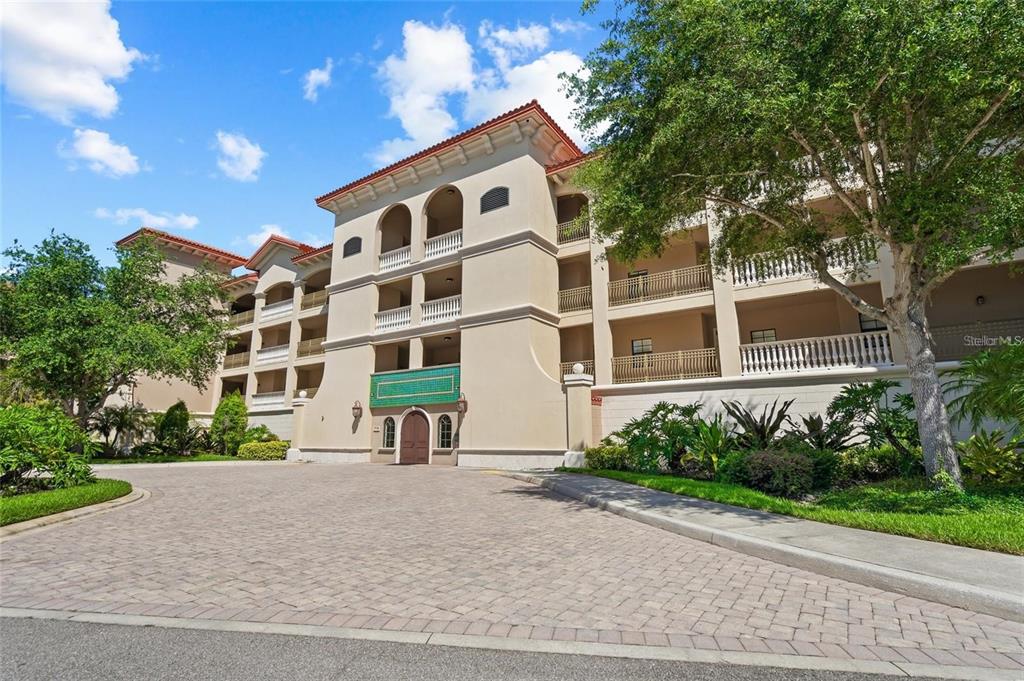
[0,233,230,423]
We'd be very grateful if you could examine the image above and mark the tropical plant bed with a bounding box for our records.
[564,469,1024,555]
[89,454,238,464]
[0,479,132,526]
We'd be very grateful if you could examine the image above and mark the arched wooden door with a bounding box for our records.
[399,412,429,465]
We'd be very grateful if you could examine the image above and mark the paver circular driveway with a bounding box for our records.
[2,464,1022,671]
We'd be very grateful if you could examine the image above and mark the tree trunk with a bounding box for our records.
[894,302,963,487]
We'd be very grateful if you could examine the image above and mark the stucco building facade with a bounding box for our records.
[121,100,1024,468]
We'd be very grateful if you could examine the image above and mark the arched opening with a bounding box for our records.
[555,193,590,244]
[304,268,331,294]
[399,410,430,464]
[229,292,256,315]
[382,417,396,449]
[379,204,412,254]
[437,414,453,449]
[263,283,292,305]
[425,186,463,240]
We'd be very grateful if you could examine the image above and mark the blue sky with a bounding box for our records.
[1,1,609,267]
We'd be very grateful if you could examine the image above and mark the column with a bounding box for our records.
[876,243,907,365]
[563,368,595,466]
[245,292,266,406]
[590,238,614,384]
[286,393,309,460]
[707,210,743,376]
[283,281,304,406]
[409,272,425,369]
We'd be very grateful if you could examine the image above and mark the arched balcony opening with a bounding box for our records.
[379,204,412,272]
[556,194,590,245]
[424,186,464,260]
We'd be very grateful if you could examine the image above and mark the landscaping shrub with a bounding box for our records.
[210,392,248,456]
[958,431,1024,486]
[584,444,630,470]
[677,415,735,480]
[839,444,925,483]
[243,424,279,444]
[827,380,919,457]
[0,403,96,491]
[944,344,1024,433]
[237,440,290,460]
[742,449,814,499]
[154,400,193,455]
[722,399,793,449]
[606,401,702,472]
[716,450,751,485]
[792,414,854,452]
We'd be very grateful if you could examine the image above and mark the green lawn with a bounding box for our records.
[0,479,133,526]
[90,454,238,464]
[564,469,1024,555]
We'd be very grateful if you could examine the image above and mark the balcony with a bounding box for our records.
[301,289,328,310]
[558,285,592,313]
[260,299,294,322]
[732,235,877,287]
[379,246,411,272]
[421,295,461,325]
[223,351,250,370]
[293,387,319,399]
[931,318,1024,362]
[424,229,462,260]
[255,343,289,365]
[557,216,590,245]
[612,348,720,384]
[375,305,411,332]
[229,310,254,326]
[740,331,893,375]
[608,264,712,306]
[296,337,325,358]
[560,359,595,377]
[251,391,286,409]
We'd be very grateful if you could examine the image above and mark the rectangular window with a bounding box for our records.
[750,328,777,344]
[631,338,653,355]
[858,313,887,332]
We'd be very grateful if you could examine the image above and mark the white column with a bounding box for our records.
[245,292,266,406]
[876,243,907,365]
[590,239,613,385]
[563,370,595,466]
[286,394,309,460]
[283,281,304,406]
[707,210,742,376]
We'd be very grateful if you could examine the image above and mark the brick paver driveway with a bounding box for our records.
[2,464,1022,672]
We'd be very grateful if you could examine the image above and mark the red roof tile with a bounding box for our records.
[220,272,258,289]
[244,234,315,270]
[115,228,247,266]
[292,243,333,264]
[546,152,595,175]
[315,100,583,207]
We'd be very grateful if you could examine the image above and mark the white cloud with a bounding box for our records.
[478,21,550,72]
[0,1,143,124]
[302,58,334,102]
[551,18,591,35]
[215,131,266,182]
[59,128,141,177]
[245,224,289,247]
[95,207,199,230]
[371,20,476,165]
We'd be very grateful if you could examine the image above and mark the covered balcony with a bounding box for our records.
[375,278,412,332]
[610,311,719,383]
[296,318,327,359]
[260,283,294,322]
[736,285,892,375]
[220,376,246,399]
[228,292,256,326]
[423,332,460,367]
[256,323,290,365]
[421,266,462,325]
[424,185,463,260]
[300,268,331,312]
[223,332,252,370]
[558,255,592,314]
[375,340,410,373]
[607,228,712,307]
[560,325,595,379]
[294,365,324,399]
[556,193,590,245]
[252,369,287,409]
[379,204,412,272]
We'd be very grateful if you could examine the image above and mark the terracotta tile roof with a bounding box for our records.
[546,152,596,175]
[315,100,584,207]
[245,234,316,270]
[220,272,258,289]
[292,243,333,264]
[115,228,248,266]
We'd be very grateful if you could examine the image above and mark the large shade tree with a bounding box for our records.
[568,0,1023,485]
[0,233,231,426]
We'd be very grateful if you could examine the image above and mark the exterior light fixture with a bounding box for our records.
[443,336,452,342]
[352,400,363,419]
[446,188,456,195]
[456,392,468,414]
[976,295,986,306]
[445,277,454,283]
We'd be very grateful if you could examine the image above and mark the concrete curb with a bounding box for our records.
[0,487,149,541]
[1,607,1014,680]
[505,472,1024,623]
[90,461,302,470]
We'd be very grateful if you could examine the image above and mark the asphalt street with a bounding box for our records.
[0,618,952,681]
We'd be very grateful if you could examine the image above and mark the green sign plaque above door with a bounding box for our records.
[369,365,461,408]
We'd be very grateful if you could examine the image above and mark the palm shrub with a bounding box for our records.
[88,408,118,451]
[827,380,919,458]
[0,403,97,490]
[210,392,248,456]
[678,415,735,479]
[944,344,1024,434]
[607,401,701,472]
[957,431,1024,486]
[108,404,149,451]
[793,414,854,452]
[722,398,794,449]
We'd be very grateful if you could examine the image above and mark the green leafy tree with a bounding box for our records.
[210,391,249,456]
[0,233,230,426]
[568,0,1024,486]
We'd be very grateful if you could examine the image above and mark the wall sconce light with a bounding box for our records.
[456,392,468,414]
[352,400,363,419]
[976,295,986,306]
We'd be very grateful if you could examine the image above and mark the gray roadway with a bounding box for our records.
[0,618,947,681]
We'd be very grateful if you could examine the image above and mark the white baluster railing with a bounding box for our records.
[732,235,877,286]
[424,229,462,259]
[255,343,289,365]
[260,299,294,321]
[558,285,592,313]
[374,305,411,332]
[740,331,893,375]
[379,245,412,272]
[421,295,461,325]
[251,391,286,408]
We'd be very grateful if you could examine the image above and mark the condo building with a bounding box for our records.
[119,100,1024,468]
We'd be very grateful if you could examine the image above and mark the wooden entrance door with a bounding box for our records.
[399,412,429,465]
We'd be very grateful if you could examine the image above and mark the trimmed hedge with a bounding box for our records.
[237,440,290,460]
